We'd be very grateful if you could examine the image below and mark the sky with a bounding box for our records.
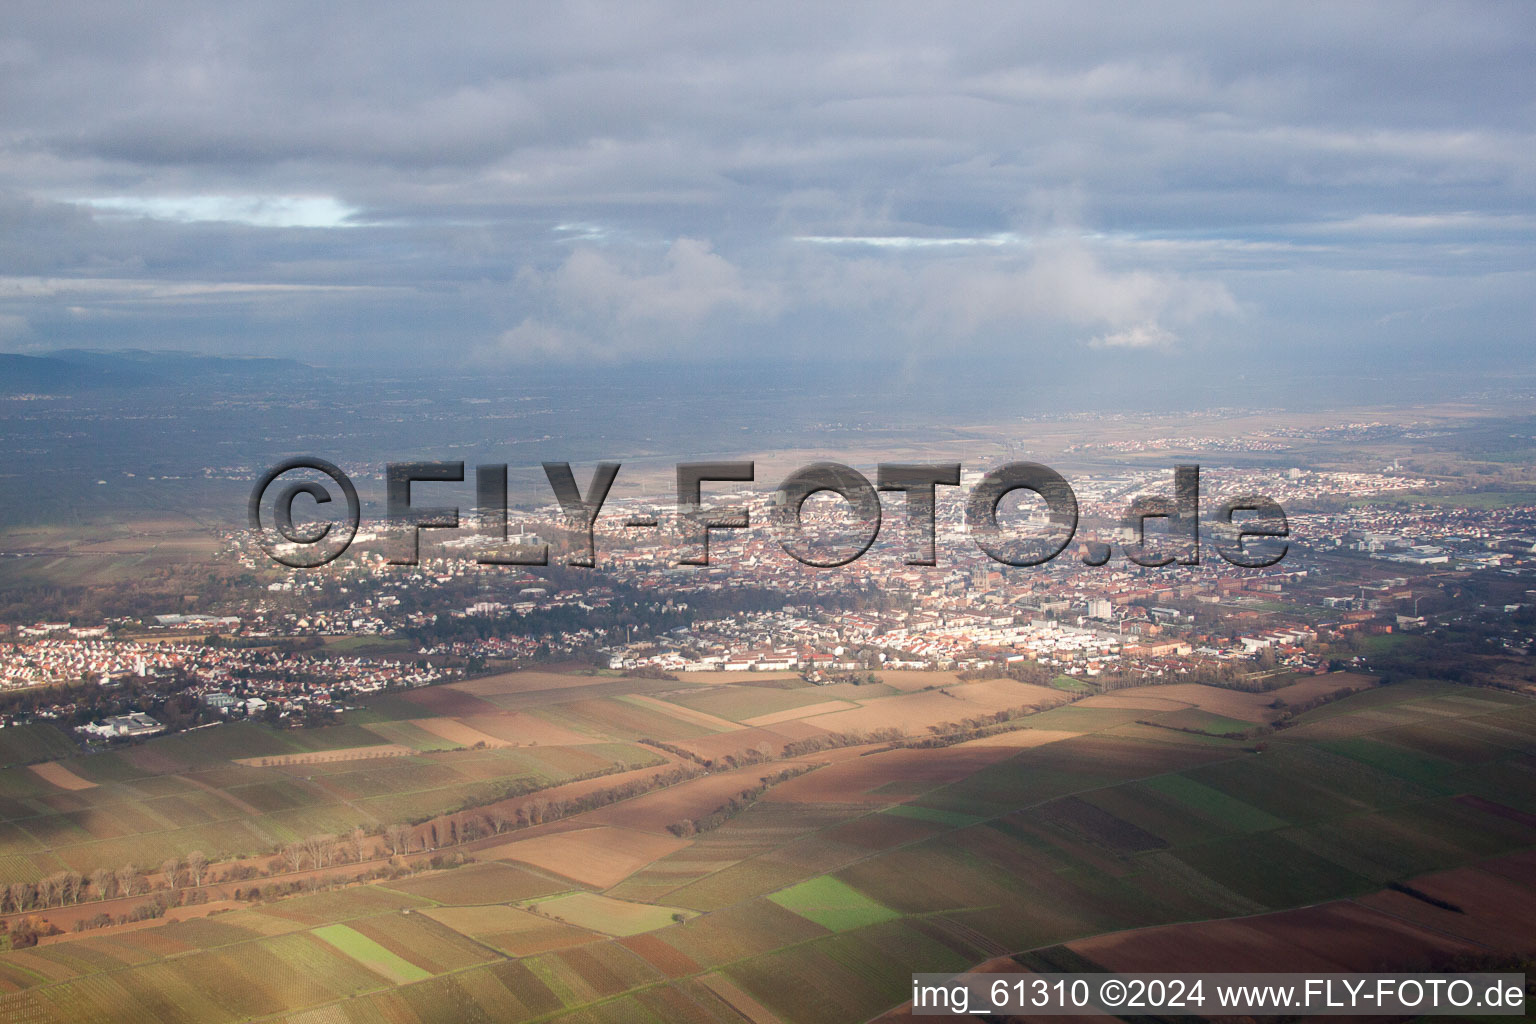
[0,1,1532,393]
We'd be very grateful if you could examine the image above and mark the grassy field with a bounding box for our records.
[767,875,901,932]
[312,922,433,983]
[0,723,75,768]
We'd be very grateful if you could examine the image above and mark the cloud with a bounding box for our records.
[473,238,781,363]
[1091,322,1176,349]
[800,238,1239,352]
[73,195,362,228]
[0,2,1527,376]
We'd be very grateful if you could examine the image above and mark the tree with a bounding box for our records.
[61,871,84,904]
[488,808,510,834]
[281,843,305,872]
[384,824,409,856]
[36,874,60,908]
[350,828,367,863]
[185,851,208,887]
[89,867,114,901]
[116,864,142,897]
[161,858,181,889]
[7,881,33,912]
[299,834,330,869]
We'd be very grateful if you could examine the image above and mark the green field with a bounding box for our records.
[0,723,75,768]
[312,922,433,983]
[767,875,901,932]
[881,804,985,827]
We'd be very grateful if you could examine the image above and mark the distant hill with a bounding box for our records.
[0,349,319,393]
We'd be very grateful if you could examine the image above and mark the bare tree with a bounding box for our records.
[89,868,113,900]
[36,874,60,908]
[384,823,409,856]
[488,808,510,834]
[61,871,84,904]
[281,843,305,872]
[351,827,367,863]
[115,864,142,897]
[300,834,331,869]
[8,881,33,911]
[185,851,208,887]
[161,857,181,888]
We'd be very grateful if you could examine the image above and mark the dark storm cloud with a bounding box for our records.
[0,1,1530,371]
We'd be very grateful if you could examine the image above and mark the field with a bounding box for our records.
[767,876,901,932]
[0,674,1531,1023]
[233,743,416,765]
[481,826,691,887]
[27,762,96,791]
[312,923,433,983]
[525,892,694,936]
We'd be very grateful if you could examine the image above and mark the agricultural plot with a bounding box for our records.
[880,805,983,827]
[1150,708,1260,735]
[27,762,96,791]
[665,683,857,723]
[383,861,570,904]
[616,694,742,732]
[480,825,690,888]
[1,672,1532,1024]
[311,923,433,984]
[531,699,718,741]
[767,875,900,932]
[0,725,75,769]
[1138,774,1288,833]
[233,743,416,766]
[525,892,694,936]
[423,904,596,956]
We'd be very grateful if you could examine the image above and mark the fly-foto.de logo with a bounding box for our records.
[249,459,1288,571]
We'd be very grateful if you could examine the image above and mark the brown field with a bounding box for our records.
[458,711,599,746]
[409,716,512,747]
[799,683,1058,735]
[623,694,743,732]
[1354,854,1536,952]
[669,721,827,763]
[1088,683,1278,722]
[870,670,966,692]
[766,744,1020,805]
[233,743,415,766]
[423,904,596,956]
[576,762,827,834]
[454,670,623,696]
[1080,675,1378,724]
[946,679,1065,710]
[1265,672,1378,705]
[1072,899,1481,973]
[741,700,859,726]
[954,727,1081,749]
[27,761,96,790]
[701,972,788,1024]
[478,825,691,888]
[619,933,703,976]
[396,685,504,716]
